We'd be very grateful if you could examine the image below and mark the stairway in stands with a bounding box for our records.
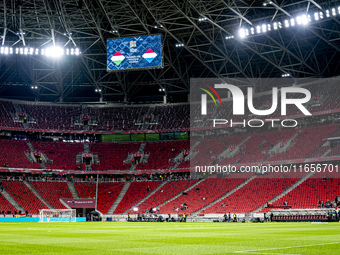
[84,143,92,171]
[0,188,23,212]
[141,106,156,130]
[67,180,79,199]
[113,181,162,214]
[24,181,53,209]
[106,182,131,215]
[265,131,300,162]
[217,136,252,163]
[193,175,257,215]
[124,181,168,213]
[2,181,49,214]
[12,103,30,129]
[129,143,146,171]
[82,104,89,131]
[154,179,205,211]
[26,141,49,169]
[252,172,315,213]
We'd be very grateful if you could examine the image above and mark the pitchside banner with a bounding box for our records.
[190,78,340,179]
[107,35,163,71]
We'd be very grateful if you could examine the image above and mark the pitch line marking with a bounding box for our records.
[234,241,340,254]
[235,252,300,255]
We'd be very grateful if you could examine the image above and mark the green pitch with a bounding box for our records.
[0,222,339,254]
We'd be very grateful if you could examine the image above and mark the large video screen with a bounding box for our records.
[107,35,163,71]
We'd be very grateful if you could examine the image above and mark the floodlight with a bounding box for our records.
[133,207,138,212]
[284,20,290,28]
[45,46,64,58]
[326,10,330,17]
[256,25,261,33]
[332,8,336,16]
[296,15,308,25]
[239,28,246,38]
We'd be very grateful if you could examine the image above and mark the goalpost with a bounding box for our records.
[38,209,76,223]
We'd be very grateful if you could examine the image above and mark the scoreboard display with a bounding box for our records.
[107,35,163,71]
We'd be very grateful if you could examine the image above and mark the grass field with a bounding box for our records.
[0,222,339,254]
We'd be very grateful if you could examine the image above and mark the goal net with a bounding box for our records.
[39,209,76,223]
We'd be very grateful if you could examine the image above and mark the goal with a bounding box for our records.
[38,209,76,223]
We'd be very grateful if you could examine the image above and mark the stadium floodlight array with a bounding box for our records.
[238,6,340,39]
[0,46,81,57]
[225,35,235,40]
[175,43,184,47]
[198,17,208,22]
[282,73,291,77]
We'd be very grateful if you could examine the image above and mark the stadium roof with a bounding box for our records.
[0,0,339,103]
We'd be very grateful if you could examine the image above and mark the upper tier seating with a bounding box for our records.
[0,80,338,133]
[21,103,82,131]
[328,144,340,157]
[90,142,140,170]
[270,125,338,161]
[0,101,24,128]
[31,140,84,170]
[136,140,189,170]
[0,139,40,169]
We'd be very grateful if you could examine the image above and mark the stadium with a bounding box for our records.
[0,0,340,254]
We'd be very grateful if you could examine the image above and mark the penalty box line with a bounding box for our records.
[234,241,340,254]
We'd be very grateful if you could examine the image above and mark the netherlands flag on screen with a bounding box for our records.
[143,48,157,63]
[111,51,125,66]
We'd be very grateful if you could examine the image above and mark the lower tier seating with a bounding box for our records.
[2,181,48,214]
[262,178,340,211]
[30,181,73,209]
[113,181,162,214]
[203,177,299,214]
[158,177,247,214]
[0,192,17,214]
[129,179,198,214]
[74,182,125,214]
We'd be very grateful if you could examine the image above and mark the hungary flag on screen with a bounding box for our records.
[111,51,125,66]
[143,48,157,63]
